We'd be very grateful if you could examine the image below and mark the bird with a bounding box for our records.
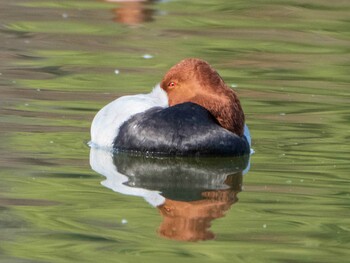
[90,58,251,156]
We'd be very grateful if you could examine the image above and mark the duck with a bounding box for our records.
[90,58,251,156]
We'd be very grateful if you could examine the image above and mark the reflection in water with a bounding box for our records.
[90,147,250,241]
[157,177,242,241]
[103,0,159,25]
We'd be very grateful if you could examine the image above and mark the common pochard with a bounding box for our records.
[90,58,251,156]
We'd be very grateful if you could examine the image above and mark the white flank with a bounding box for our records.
[90,84,168,149]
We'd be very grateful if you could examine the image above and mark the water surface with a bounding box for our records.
[0,0,349,262]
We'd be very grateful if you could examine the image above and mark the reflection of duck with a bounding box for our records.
[90,58,252,156]
[114,152,249,201]
[90,147,250,241]
[103,0,157,25]
[158,185,240,241]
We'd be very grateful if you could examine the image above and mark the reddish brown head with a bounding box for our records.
[160,58,245,136]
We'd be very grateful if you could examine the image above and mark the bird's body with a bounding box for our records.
[90,58,251,156]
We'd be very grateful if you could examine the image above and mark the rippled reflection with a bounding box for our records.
[103,0,160,25]
[90,147,250,241]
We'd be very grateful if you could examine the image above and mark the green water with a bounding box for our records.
[0,0,349,262]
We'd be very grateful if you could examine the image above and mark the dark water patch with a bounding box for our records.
[16,157,58,167]
[0,197,60,207]
[45,172,96,179]
[49,232,118,243]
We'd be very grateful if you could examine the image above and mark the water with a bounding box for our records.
[0,0,349,262]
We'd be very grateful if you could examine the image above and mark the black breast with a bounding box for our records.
[114,102,250,156]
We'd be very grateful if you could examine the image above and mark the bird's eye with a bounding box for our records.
[168,82,176,87]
